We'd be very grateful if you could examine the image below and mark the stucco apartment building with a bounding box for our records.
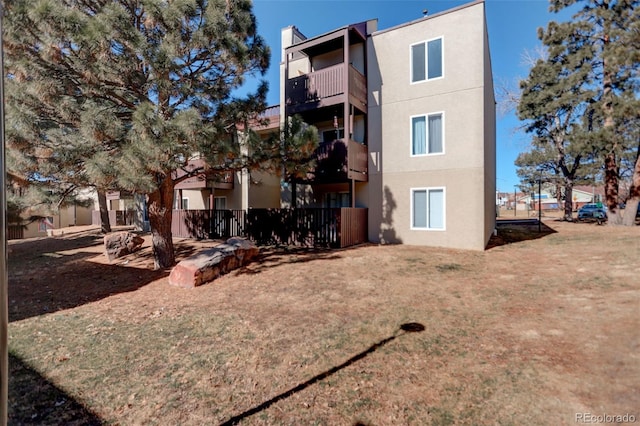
[97,0,496,251]
[280,0,496,250]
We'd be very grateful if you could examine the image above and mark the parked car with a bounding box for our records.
[577,203,607,221]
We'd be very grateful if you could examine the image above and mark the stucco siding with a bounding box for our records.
[370,3,485,105]
[248,171,281,208]
[367,1,493,251]
[483,9,497,247]
[380,87,486,173]
[380,168,488,250]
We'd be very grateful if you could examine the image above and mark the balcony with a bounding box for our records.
[175,171,234,190]
[308,138,368,183]
[174,159,235,190]
[286,64,367,115]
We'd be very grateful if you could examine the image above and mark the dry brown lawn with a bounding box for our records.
[7,219,640,425]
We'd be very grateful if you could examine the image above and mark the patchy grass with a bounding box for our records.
[7,221,640,425]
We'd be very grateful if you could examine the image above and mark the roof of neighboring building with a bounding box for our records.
[573,185,605,197]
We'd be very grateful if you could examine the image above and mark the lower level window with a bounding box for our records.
[412,188,445,230]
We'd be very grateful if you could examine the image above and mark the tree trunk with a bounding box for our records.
[621,154,640,226]
[601,23,622,225]
[147,177,176,269]
[563,181,574,221]
[97,189,112,234]
[604,153,622,225]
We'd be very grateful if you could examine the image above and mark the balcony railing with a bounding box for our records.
[172,208,368,249]
[286,64,367,113]
[174,170,234,190]
[212,171,234,189]
[311,138,367,182]
[347,139,368,180]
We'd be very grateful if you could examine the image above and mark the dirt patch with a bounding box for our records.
[7,220,640,425]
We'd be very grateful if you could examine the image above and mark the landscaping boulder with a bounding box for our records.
[104,231,144,261]
[169,237,259,288]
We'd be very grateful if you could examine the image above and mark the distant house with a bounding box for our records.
[572,185,604,210]
[516,185,603,212]
[7,174,93,240]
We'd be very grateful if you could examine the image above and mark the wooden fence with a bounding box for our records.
[171,208,368,248]
[91,210,135,227]
[171,209,246,240]
[7,225,24,240]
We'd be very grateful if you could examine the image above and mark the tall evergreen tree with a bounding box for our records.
[3,0,271,267]
[547,0,640,225]
[4,66,116,233]
[517,27,597,221]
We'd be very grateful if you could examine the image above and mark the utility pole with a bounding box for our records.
[0,4,9,425]
[537,178,542,233]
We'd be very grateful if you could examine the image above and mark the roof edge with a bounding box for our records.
[372,0,485,37]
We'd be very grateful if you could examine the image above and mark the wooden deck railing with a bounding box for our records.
[7,224,24,240]
[286,64,367,110]
[171,209,246,240]
[171,208,368,248]
[338,208,368,248]
[347,140,368,179]
[348,66,367,110]
[313,138,368,182]
[91,210,135,227]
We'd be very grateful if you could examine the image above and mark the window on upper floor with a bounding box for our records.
[411,187,445,230]
[411,112,444,156]
[411,37,443,83]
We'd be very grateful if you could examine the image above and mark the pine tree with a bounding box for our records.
[517,25,598,221]
[3,0,270,267]
[547,0,640,225]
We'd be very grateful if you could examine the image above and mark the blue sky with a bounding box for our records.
[248,0,574,192]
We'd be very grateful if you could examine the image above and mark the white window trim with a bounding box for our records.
[409,36,445,85]
[409,111,445,157]
[181,197,189,210]
[410,187,446,231]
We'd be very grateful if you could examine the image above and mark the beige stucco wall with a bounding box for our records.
[483,12,497,247]
[248,170,281,208]
[312,49,342,71]
[175,168,281,211]
[179,189,209,210]
[19,204,93,239]
[367,0,494,250]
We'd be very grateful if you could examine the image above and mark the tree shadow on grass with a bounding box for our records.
[230,245,355,276]
[9,353,103,425]
[487,220,557,249]
[219,322,425,426]
[8,231,168,322]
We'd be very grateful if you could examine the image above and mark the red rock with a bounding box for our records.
[169,238,259,288]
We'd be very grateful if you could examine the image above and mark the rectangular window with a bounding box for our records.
[412,188,445,230]
[427,38,443,79]
[411,43,426,83]
[214,197,227,210]
[411,112,444,155]
[411,37,443,83]
[326,192,350,208]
